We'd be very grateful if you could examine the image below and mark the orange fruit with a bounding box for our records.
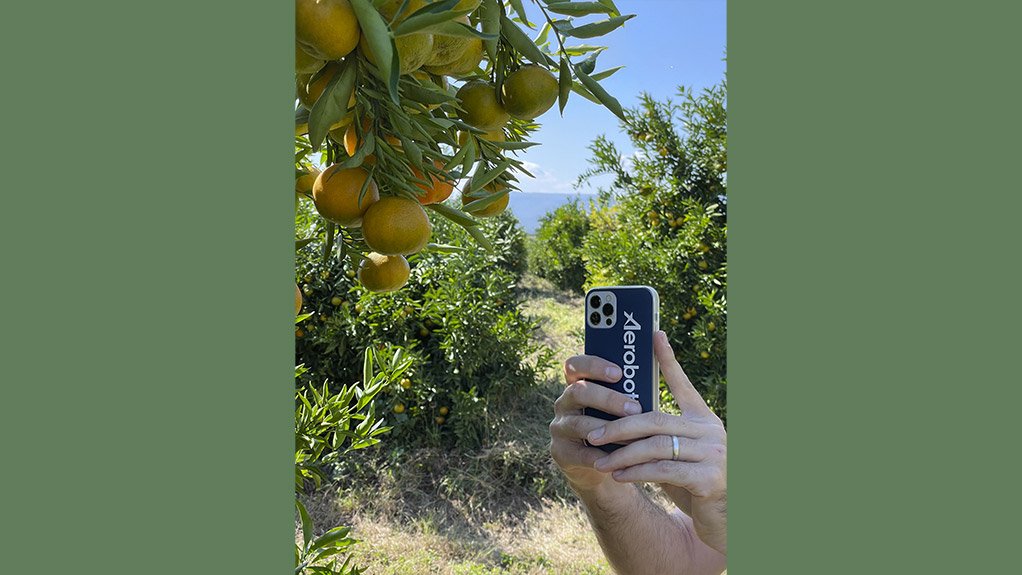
[501,65,558,120]
[435,416,445,425]
[295,169,320,195]
[423,36,483,77]
[456,81,509,131]
[296,43,326,75]
[358,252,411,293]
[438,406,449,416]
[362,196,432,255]
[424,16,473,67]
[296,0,360,60]
[343,118,372,157]
[393,403,406,414]
[295,283,303,315]
[360,32,434,75]
[413,160,455,205]
[462,184,509,217]
[312,166,380,227]
[400,378,412,389]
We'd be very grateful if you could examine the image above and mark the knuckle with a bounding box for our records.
[651,410,669,429]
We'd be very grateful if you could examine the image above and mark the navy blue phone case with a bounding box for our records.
[583,286,659,453]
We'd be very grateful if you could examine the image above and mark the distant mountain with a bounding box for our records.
[507,192,600,234]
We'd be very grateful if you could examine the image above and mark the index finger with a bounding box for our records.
[564,354,623,385]
[655,331,714,418]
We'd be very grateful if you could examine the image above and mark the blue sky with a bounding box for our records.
[508,0,726,229]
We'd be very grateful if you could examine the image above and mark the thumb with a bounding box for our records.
[654,330,713,417]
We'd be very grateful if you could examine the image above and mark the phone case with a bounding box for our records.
[583,285,659,453]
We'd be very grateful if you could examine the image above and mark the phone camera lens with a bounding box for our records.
[603,303,614,316]
[605,318,612,326]
[589,312,601,325]
[589,295,602,308]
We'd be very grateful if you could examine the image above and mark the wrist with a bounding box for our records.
[570,475,636,508]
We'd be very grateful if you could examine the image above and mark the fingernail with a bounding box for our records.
[606,366,622,380]
[594,457,608,470]
[588,427,605,441]
[624,400,642,415]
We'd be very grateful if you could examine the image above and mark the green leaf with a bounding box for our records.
[590,65,624,81]
[462,187,508,213]
[308,60,355,152]
[534,21,552,47]
[500,14,550,66]
[426,202,478,227]
[577,50,598,74]
[460,138,477,178]
[425,243,470,253]
[443,140,471,171]
[545,2,614,17]
[563,44,606,56]
[559,14,635,39]
[469,158,514,193]
[570,80,601,104]
[419,20,497,39]
[310,526,353,551]
[363,347,374,386]
[321,221,336,264]
[479,0,501,62]
[508,0,530,25]
[296,237,315,250]
[596,0,622,17]
[574,66,625,120]
[465,223,495,252]
[558,56,572,114]
[296,500,313,548]
[394,8,473,36]
[487,139,540,151]
[350,0,399,104]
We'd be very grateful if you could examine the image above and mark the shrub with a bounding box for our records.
[528,199,591,294]
[579,81,728,422]
[296,206,550,451]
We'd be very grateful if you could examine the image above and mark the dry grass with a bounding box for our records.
[301,274,611,574]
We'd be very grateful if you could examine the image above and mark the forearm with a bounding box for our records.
[573,479,699,575]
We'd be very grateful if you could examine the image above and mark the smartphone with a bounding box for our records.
[583,285,660,453]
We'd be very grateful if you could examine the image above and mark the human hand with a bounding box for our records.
[549,354,644,494]
[585,330,727,555]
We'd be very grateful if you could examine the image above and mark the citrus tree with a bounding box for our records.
[295,0,635,295]
[573,80,728,421]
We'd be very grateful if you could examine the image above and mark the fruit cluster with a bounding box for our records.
[295,0,633,299]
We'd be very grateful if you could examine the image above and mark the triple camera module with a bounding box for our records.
[587,291,617,329]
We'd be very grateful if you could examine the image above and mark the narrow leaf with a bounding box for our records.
[321,221,336,264]
[508,0,530,26]
[469,158,514,193]
[425,243,470,253]
[479,0,501,62]
[350,0,399,104]
[308,60,355,151]
[394,8,473,36]
[574,66,626,120]
[590,65,624,81]
[462,187,508,213]
[296,500,313,548]
[500,14,550,66]
[558,56,572,114]
[465,224,495,252]
[487,140,540,151]
[545,2,614,17]
[561,14,635,39]
[426,202,478,227]
[420,20,496,39]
